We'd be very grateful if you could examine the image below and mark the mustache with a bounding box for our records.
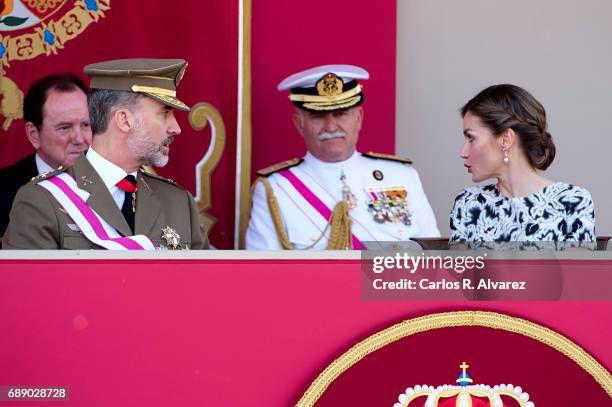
[318,131,346,141]
[161,136,174,147]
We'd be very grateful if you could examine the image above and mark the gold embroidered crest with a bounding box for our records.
[24,0,64,14]
[0,0,111,130]
[316,73,343,98]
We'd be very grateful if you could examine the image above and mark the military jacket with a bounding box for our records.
[245,151,440,250]
[2,155,208,250]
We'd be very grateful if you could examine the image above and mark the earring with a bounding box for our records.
[503,148,509,163]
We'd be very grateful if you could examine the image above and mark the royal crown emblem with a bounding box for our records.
[0,0,110,130]
[393,362,534,407]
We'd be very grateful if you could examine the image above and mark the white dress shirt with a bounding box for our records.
[35,153,54,175]
[86,148,137,209]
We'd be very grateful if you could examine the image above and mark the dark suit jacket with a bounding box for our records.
[2,155,209,250]
[0,154,37,242]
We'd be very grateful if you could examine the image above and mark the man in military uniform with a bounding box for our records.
[0,73,91,241]
[3,59,208,250]
[245,65,439,250]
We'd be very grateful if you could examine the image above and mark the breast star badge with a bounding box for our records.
[161,226,181,249]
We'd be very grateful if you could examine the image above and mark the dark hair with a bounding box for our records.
[460,84,556,170]
[87,89,143,135]
[23,73,89,129]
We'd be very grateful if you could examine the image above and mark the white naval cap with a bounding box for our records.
[277,64,369,112]
[277,64,369,91]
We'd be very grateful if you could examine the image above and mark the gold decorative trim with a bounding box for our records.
[402,389,431,405]
[137,75,174,82]
[289,84,362,103]
[131,85,176,97]
[498,390,525,405]
[1,1,110,130]
[295,311,612,406]
[188,102,226,234]
[302,95,361,111]
[0,0,111,68]
[237,0,252,249]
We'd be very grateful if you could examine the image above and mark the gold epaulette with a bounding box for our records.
[30,165,68,182]
[362,151,412,164]
[140,168,185,190]
[256,158,303,177]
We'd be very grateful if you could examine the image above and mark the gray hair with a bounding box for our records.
[88,89,143,135]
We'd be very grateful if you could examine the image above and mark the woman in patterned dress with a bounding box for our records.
[450,84,595,249]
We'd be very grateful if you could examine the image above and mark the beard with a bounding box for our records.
[127,119,173,167]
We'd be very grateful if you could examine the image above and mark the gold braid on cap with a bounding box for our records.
[289,84,362,103]
[131,85,177,97]
[303,96,362,112]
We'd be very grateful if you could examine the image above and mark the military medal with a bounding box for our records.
[161,226,181,249]
[340,170,357,209]
[372,200,385,223]
[365,185,412,225]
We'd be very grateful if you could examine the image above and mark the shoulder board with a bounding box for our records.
[140,169,185,190]
[30,165,68,183]
[256,158,303,177]
[362,151,412,164]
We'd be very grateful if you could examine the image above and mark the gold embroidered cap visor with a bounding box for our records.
[290,79,364,112]
[84,58,191,111]
[278,64,369,113]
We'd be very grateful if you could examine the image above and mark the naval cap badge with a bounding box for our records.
[316,73,343,97]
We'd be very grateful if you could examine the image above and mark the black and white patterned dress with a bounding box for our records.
[449,182,595,249]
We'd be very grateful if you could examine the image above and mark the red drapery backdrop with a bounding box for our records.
[251,1,397,174]
[2,1,399,247]
[0,0,239,248]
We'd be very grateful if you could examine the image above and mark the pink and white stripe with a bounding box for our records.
[278,169,365,250]
[38,173,155,250]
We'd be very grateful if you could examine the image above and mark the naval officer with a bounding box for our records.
[245,64,440,250]
[3,58,208,250]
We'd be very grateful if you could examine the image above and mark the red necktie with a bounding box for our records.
[115,175,138,233]
[116,175,138,193]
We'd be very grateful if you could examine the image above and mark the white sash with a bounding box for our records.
[38,173,155,250]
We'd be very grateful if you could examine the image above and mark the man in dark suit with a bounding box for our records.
[0,74,91,241]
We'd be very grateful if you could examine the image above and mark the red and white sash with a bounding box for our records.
[278,169,365,250]
[38,173,155,250]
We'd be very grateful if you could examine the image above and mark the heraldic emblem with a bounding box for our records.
[0,0,110,130]
[394,362,535,407]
